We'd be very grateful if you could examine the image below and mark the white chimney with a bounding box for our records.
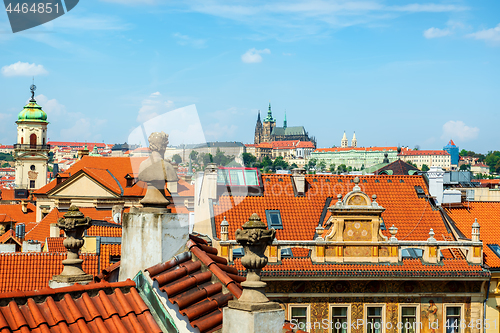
[50,223,60,238]
[427,166,444,206]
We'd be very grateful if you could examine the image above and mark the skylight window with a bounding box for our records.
[265,210,283,229]
[281,248,292,258]
[233,247,245,257]
[401,248,423,258]
[488,244,500,258]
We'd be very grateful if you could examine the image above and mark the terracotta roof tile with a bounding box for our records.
[0,189,16,201]
[315,146,401,153]
[44,237,65,252]
[100,243,121,272]
[0,230,21,246]
[145,235,244,333]
[213,174,450,242]
[398,150,450,156]
[444,202,500,268]
[233,258,488,278]
[0,203,36,225]
[0,253,98,293]
[0,279,162,333]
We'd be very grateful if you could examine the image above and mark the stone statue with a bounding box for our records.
[138,131,177,207]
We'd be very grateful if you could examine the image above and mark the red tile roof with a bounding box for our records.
[0,253,98,293]
[145,235,244,333]
[234,258,488,278]
[213,174,450,242]
[48,141,108,149]
[444,202,500,268]
[94,261,121,283]
[0,203,36,225]
[315,146,400,153]
[398,150,450,156]
[0,230,21,246]
[26,208,119,243]
[44,237,65,252]
[0,189,15,201]
[100,243,121,272]
[0,279,162,333]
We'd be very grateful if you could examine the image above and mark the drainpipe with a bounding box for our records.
[483,278,491,333]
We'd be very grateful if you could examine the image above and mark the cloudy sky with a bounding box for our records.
[0,0,499,152]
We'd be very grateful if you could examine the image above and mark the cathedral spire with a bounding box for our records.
[264,101,275,123]
[341,131,348,148]
[351,132,357,148]
[257,110,261,123]
[283,110,287,129]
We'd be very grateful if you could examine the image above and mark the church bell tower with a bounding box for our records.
[14,84,49,190]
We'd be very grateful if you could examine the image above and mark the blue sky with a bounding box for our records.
[0,0,499,152]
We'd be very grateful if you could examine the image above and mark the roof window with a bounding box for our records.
[488,244,500,258]
[401,248,423,258]
[281,248,293,258]
[265,210,283,229]
[233,247,245,257]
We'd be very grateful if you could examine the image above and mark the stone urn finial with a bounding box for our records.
[232,213,279,309]
[50,206,93,286]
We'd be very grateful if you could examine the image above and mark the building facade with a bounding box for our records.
[311,147,405,171]
[444,140,459,168]
[398,150,451,170]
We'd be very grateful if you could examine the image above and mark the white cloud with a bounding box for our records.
[137,92,175,123]
[35,95,106,141]
[441,121,479,142]
[241,48,271,63]
[423,27,451,39]
[466,23,500,44]
[173,33,206,48]
[1,62,48,77]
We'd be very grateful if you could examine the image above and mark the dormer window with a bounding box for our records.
[265,210,283,229]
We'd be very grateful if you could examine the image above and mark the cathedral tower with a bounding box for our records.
[14,85,49,190]
[262,102,276,143]
[351,132,357,148]
[341,131,348,148]
[254,110,262,144]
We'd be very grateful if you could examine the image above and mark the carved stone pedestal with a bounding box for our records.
[222,307,285,333]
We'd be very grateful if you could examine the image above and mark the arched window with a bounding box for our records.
[30,134,37,149]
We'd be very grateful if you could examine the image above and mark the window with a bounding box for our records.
[365,305,384,333]
[109,255,121,264]
[265,210,283,229]
[281,248,292,258]
[289,305,309,331]
[29,180,35,188]
[330,305,350,333]
[30,165,35,171]
[445,306,462,333]
[400,306,418,333]
[488,244,500,258]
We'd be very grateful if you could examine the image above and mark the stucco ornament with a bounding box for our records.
[53,206,93,281]
[138,131,177,207]
[234,213,278,307]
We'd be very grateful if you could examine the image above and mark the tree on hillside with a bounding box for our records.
[421,164,430,172]
[485,151,500,174]
[261,156,272,169]
[307,158,317,170]
[317,161,326,172]
[459,164,471,171]
[172,154,182,164]
[242,153,257,167]
[329,164,336,173]
[272,156,289,170]
[189,150,199,162]
[202,153,213,165]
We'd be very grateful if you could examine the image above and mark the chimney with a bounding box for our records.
[193,163,218,238]
[50,223,60,237]
[472,219,480,242]
[21,201,28,214]
[291,167,306,196]
[427,166,444,206]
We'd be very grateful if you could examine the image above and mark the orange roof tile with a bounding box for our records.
[0,189,16,201]
[0,279,162,333]
[145,235,244,333]
[213,174,450,242]
[0,203,36,225]
[100,243,121,272]
[444,202,500,268]
[45,237,65,252]
[0,253,98,293]
[233,258,488,278]
[0,230,21,246]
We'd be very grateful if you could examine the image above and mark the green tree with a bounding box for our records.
[459,164,471,171]
[0,153,13,161]
[242,153,257,167]
[1,162,9,168]
[272,156,289,170]
[290,163,298,169]
[202,153,213,165]
[307,158,317,170]
[485,151,500,173]
[337,164,347,173]
[421,164,430,172]
[317,161,326,172]
[261,156,273,169]
[189,150,199,162]
[172,154,182,164]
[212,148,236,166]
[459,149,468,157]
[329,164,336,173]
